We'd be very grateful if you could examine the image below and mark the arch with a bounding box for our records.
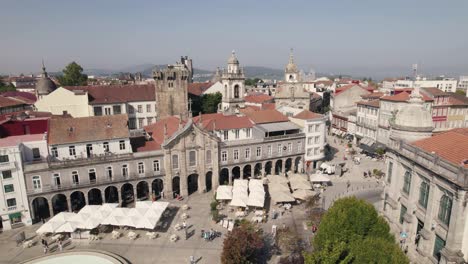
[206,171,213,192]
[265,161,272,175]
[70,191,86,212]
[151,179,164,200]
[88,188,102,205]
[285,158,293,174]
[136,181,149,201]
[172,177,180,198]
[234,84,240,98]
[294,156,302,173]
[187,174,199,195]
[275,160,283,175]
[51,194,68,215]
[243,164,251,179]
[220,168,229,185]
[31,197,50,223]
[104,186,119,204]
[121,183,134,207]
[232,166,241,182]
[254,163,262,177]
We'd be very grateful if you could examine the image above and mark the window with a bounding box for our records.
[129,118,136,129]
[147,117,153,125]
[245,148,251,159]
[119,140,126,150]
[32,148,40,159]
[172,155,179,169]
[128,105,135,114]
[146,104,151,113]
[69,146,76,156]
[106,167,113,180]
[277,144,282,155]
[6,198,16,208]
[314,148,319,155]
[122,165,129,177]
[2,170,12,180]
[4,184,14,193]
[233,150,239,161]
[314,136,320,144]
[308,125,313,132]
[103,142,109,152]
[104,107,111,115]
[288,143,292,153]
[256,147,261,157]
[221,151,227,162]
[89,169,96,183]
[246,128,251,137]
[138,118,144,129]
[153,160,160,172]
[297,141,302,152]
[438,194,453,226]
[0,155,8,163]
[53,173,61,187]
[113,105,121,114]
[223,131,229,140]
[51,147,58,158]
[268,145,272,156]
[72,171,79,184]
[206,150,212,164]
[94,106,103,116]
[387,162,393,183]
[138,162,145,174]
[234,129,240,139]
[307,138,313,145]
[433,235,446,261]
[189,151,196,166]
[399,204,407,224]
[138,105,143,113]
[418,180,430,209]
[402,170,412,195]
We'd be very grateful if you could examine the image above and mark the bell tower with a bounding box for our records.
[285,48,299,83]
[220,51,245,114]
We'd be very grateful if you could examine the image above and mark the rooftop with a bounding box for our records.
[0,96,29,108]
[139,116,184,151]
[187,82,214,96]
[421,87,447,97]
[48,114,129,145]
[194,113,253,131]
[0,133,46,148]
[244,93,274,104]
[243,109,289,124]
[361,92,384,100]
[357,100,380,108]
[293,110,323,120]
[411,128,468,168]
[66,84,155,104]
[381,91,433,102]
[335,84,374,95]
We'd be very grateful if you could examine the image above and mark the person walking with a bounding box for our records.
[58,240,63,252]
[189,255,195,264]
[182,221,187,229]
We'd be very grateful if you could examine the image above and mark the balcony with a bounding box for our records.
[0,161,16,171]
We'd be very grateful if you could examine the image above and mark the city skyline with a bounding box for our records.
[1,0,468,78]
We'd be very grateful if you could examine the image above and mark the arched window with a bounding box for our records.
[402,170,412,194]
[418,180,430,209]
[234,85,240,98]
[438,194,453,226]
[32,176,42,190]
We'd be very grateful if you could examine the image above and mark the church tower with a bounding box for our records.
[35,61,57,100]
[220,51,245,114]
[153,60,190,120]
[284,48,299,83]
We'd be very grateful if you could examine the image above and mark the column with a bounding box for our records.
[66,196,72,212]
[100,188,105,204]
[133,185,138,201]
[84,190,89,205]
[228,167,232,185]
[47,198,54,217]
[261,162,266,178]
[251,164,255,179]
[282,158,287,176]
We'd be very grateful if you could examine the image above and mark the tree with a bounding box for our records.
[455,89,466,96]
[221,221,265,264]
[0,79,16,92]
[201,92,222,113]
[305,197,408,264]
[245,78,262,86]
[57,61,88,86]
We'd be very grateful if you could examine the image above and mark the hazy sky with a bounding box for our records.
[1,0,467,78]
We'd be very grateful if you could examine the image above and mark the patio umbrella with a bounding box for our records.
[81,217,102,230]
[266,174,289,184]
[269,182,290,193]
[270,191,295,203]
[247,191,265,208]
[101,215,121,226]
[292,189,317,200]
[289,178,312,190]
[99,203,119,214]
[55,221,80,233]
[216,185,233,200]
[48,212,76,223]
[135,201,153,209]
[78,205,101,215]
[310,174,331,183]
[36,221,64,234]
[248,179,264,193]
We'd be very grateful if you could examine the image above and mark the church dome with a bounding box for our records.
[36,64,57,95]
[227,51,239,64]
[285,49,298,73]
[391,89,433,133]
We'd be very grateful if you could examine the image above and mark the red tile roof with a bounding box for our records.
[335,84,374,95]
[139,116,183,151]
[314,80,333,86]
[361,92,384,99]
[411,128,468,168]
[357,100,380,108]
[66,84,155,104]
[0,96,29,108]
[447,93,468,106]
[293,110,323,120]
[1,91,37,102]
[240,105,261,113]
[261,103,276,110]
[194,113,253,131]
[244,93,274,104]
[380,91,433,102]
[243,109,289,124]
[421,87,447,97]
[187,82,214,96]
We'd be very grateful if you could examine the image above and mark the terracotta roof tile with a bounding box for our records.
[381,91,433,102]
[447,93,468,106]
[335,84,374,95]
[357,100,380,108]
[243,109,289,124]
[187,82,214,96]
[194,113,253,130]
[48,114,129,145]
[0,96,29,108]
[421,87,447,97]
[244,93,274,104]
[66,84,155,104]
[139,116,183,151]
[411,128,468,168]
[293,110,323,120]
[1,91,37,102]
[361,92,384,99]
[261,103,276,110]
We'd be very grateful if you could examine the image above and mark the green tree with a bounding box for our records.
[0,79,16,92]
[349,237,408,264]
[57,61,88,86]
[221,221,265,264]
[201,92,222,113]
[455,89,466,96]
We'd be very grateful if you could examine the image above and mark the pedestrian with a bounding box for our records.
[42,218,45,224]
[346,180,350,191]
[161,191,165,199]
[58,240,63,252]
[282,223,286,229]
[41,239,46,246]
[43,245,47,254]
[189,255,195,264]
[182,220,187,229]
[404,245,408,254]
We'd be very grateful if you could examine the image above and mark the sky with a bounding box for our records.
[1,0,468,79]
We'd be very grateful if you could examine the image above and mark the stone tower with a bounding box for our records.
[35,61,57,100]
[220,51,245,114]
[153,61,190,120]
[284,48,299,83]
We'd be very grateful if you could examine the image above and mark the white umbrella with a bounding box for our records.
[230,188,249,207]
[99,203,119,214]
[247,191,265,208]
[310,174,331,182]
[269,182,290,193]
[128,208,149,217]
[101,215,121,226]
[135,201,153,209]
[233,179,249,189]
[48,212,76,223]
[81,217,102,230]
[271,191,295,203]
[267,174,289,184]
[36,221,64,234]
[133,216,155,229]
[78,205,101,215]
[292,189,317,200]
[248,179,264,193]
[55,221,80,233]
[216,186,233,200]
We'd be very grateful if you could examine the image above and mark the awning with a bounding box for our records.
[310,174,331,182]
[257,122,301,132]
